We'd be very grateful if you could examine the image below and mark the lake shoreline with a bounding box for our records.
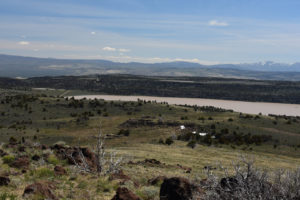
[71,95,300,116]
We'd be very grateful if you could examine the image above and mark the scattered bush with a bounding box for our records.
[77,180,88,189]
[2,155,15,165]
[96,178,116,193]
[158,138,165,144]
[47,154,59,165]
[165,137,174,145]
[118,129,130,136]
[0,192,17,200]
[187,140,197,149]
[34,168,54,178]
[202,156,300,200]
[9,136,17,145]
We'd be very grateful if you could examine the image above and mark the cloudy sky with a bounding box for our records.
[0,0,300,64]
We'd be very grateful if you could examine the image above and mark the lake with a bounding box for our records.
[72,95,300,116]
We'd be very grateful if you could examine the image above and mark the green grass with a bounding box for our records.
[0,88,300,199]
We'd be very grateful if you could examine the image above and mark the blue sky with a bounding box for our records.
[1,0,300,64]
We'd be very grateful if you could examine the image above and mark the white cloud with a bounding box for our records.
[18,41,30,45]
[118,48,130,52]
[91,31,96,35]
[209,20,228,27]
[102,46,130,52]
[102,46,116,51]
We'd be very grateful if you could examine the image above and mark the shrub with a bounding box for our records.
[202,157,300,200]
[47,154,59,165]
[9,136,18,145]
[187,140,197,149]
[77,180,88,189]
[181,116,188,120]
[165,137,174,145]
[96,178,116,193]
[2,155,15,165]
[35,168,54,178]
[158,138,165,144]
[210,124,216,129]
[118,129,130,136]
[0,192,17,200]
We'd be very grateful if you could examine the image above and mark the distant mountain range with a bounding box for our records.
[1,54,300,81]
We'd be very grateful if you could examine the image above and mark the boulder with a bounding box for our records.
[23,181,57,200]
[111,187,140,200]
[54,166,67,176]
[160,177,194,200]
[10,156,30,169]
[0,176,10,186]
[32,154,40,161]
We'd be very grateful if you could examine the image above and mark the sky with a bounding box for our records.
[1,0,300,64]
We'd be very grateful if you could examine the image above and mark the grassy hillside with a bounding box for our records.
[0,88,299,199]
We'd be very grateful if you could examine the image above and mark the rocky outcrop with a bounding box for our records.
[10,156,30,169]
[111,187,141,200]
[23,181,58,200]
[160,177,195,200]
[54,166,67,176]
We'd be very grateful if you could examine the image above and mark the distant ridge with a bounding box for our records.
[1,54,300,80]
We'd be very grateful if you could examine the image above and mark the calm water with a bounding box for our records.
[72,95,300,116]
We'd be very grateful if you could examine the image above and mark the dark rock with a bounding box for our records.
[23,181,57,200]
[203,165,216,170]
[0,176,10,186]
[54,166,67,176]
[0,149,7,157]
[18,146,26,152]
[148,176,166,186]
[136,159,165,167]
[111,187,141,200]
[32,154,40,161]
[160,177,194,200]
[144,159,161,165]
[10,156,30,169]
